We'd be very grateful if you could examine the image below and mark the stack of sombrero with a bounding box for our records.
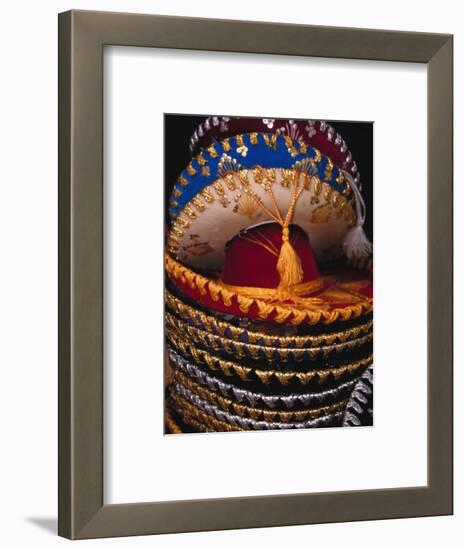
[164,117,373,434]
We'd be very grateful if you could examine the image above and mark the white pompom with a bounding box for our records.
[342,224,373,262]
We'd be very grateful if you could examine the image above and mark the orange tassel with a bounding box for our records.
[276,227,304,289]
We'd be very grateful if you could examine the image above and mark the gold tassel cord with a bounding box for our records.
[165,253,373,325]
[230,168,306,293]
[276,226,304,289]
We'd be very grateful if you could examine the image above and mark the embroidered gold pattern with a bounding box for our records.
[182,242,213,256]
[165,254,372,325]
[237,145,248,157]
[165,410,183,434]
[213,181,225,197]
[280,169,294,188]
[224,174,237,191]
[235,135,245,147]
[192,197,206,212]
[171,226,184,238]
[184,206,197,220]
[165,313,373,365]
[199,189,213,204]
[165,290,373,347]
[236,193,259,218]
[166,330,373,385]
[172,370,349,422]
[311,204,333,224]
[196,154,207,166]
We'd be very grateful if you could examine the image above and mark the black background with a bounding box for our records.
[164,115,373,243]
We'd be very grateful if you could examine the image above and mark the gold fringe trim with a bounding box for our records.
[169,393,240,432]
[173,369,348,422]
[166,332,373,386]
[165,254,372,325]
[165,290,373,348]
[165,313,372,363]
[165,410,183,434]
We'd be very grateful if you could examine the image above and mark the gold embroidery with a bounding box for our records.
[221,138,231,152]
[192,197,206,212]
[201,189,214,203]
[236,193,259,218]
[165,255,372,325]
[166,329,373,385]
[178,176,188,187]
[213,181,225,196]
[208,145,218,158]
[165,314,373,365]
[183,242,213,256]
[196,154,206,166]
[237,145,248,157]
[201,166,210,177]
[176,217,190,229]
[280,169,294,188]
[169,392,239,432]
[224,174,237,191]
[311,204,333,224]
[173,369,349,422]
[187,163,196,176]
[165,409,183,434]
[184,206,197,220]
[171,226,184,238]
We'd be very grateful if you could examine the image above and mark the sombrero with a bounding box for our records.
[165,311,372,364]
[189,117,362,188]
[166,220,372,325]
[165,118,373,433]
[168,381,345,431]
[165,290,373,348]
[166,336,372,388]
[168,131,371,269]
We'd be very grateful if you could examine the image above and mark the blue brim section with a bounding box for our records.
[169,133,344,220]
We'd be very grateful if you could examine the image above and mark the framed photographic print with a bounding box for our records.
[58,10,453,539]
[163,115,374,435]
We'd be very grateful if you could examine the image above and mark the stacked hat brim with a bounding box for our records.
[165,118,373,434]
[165,283,373,433]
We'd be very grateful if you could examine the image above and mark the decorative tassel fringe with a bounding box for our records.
[277,227,304,289]
[342,224,373,262]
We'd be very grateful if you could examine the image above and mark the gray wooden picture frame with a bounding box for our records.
[58,9,453,539]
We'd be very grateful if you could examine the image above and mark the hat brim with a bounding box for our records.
[166,254,372,326]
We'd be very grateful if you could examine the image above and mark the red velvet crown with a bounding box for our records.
[165,220,373,325]
[222,223,320,289]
